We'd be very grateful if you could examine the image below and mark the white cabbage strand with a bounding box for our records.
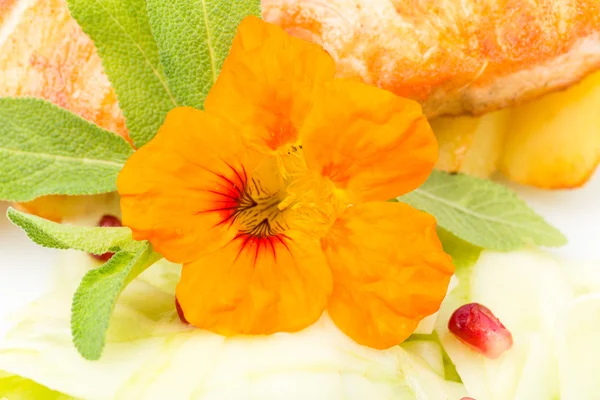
[0,249,466,400]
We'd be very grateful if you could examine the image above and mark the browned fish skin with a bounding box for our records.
[2,0,599,120]
[0,0,128,139]
[0,0,19,25]
[263,0,600,117]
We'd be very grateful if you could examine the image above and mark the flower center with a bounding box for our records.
[233,147,344,239]
[234,186,288,238]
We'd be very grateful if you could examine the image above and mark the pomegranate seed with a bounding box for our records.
[175,297,189,325]
[97,214,122,228]
[91,215,122,262]
[448,303,513,359]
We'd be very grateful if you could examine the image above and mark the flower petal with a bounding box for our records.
[204,16,336,152]
[302,79,438,203]
[322,202,454,349]
[176,232,332,335]
[117,107,259,264]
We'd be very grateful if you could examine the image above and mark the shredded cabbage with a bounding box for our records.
[435,250,600,400]
[0,252,466,400]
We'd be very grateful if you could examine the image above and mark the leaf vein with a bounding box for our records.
[199,0,218,84]
[0,147,125,168]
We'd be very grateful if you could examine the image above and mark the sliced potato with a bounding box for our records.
[432,111,509,178]
[431,116,478,172]
[460,111,510,177]
[500,71,600,189]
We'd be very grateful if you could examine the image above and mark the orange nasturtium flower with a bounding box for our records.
[117,16,454,349]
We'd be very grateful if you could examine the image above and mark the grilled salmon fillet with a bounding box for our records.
[2,0,599,120]
[263,0,600,117]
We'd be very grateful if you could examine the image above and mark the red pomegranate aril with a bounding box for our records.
[175,297,189,325]
[92,251,115,262]
[98,214,122,228]
[91,215,122,261]
[448,302,513,359]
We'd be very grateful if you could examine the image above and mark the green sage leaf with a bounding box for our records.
[66,0,177,148]
[0,98,133,202]
[437,228,482,271]
[147,0,261,109]
[71,243,162,360]
[398,171,567,251]
[7,207,137,255]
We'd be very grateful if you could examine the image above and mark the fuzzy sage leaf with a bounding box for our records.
[147,0,261,109]
[0,98,133,202]
[6,207,162,360]
[67,0,177,148]
[7,208,137,255]
[398,171,567,251]
[437,228,482,272]
[71,243,162,360]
